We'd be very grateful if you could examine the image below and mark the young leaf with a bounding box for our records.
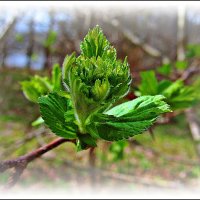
[21,75,51,103]
[139,70,158,95]
[52,63,61,91]
[21,26,173,149]
[87,95,171,141]
[162,80,198,110]
[138,71,199,110]
[156,64,172,76]
[63,26,131,133]
[21,80,42,103]
[157,80,172,94]
[38,92,78,139]
[80,25,110,58]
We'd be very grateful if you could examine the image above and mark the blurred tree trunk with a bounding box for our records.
[177,6,186,61]
[0,16,16,68]
[44,46,51,71]
[185,109,200,157]
[43,10,55,72]
[26,19,35,69]
[2,41,8,68]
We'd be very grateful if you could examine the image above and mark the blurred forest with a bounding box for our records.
[1,3,200,193]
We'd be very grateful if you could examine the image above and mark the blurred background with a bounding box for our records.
[0,1,200,196]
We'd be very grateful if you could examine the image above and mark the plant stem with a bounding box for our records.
[0,137,76,188]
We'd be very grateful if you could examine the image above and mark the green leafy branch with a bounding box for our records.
[0,25,171,188]
[21,26,171,150]
[138,70,199,111]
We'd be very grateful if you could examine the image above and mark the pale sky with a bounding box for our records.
[0,1,199,10]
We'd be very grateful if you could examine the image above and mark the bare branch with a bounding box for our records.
[180,60,200,82]
[0,127,47,158]
[0,137,76,188]
[106,18,170,64]
[0,138,75,173]
[148,127,155,141]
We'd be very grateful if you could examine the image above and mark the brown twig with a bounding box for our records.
[148,127,155,141]
[104,17,170,64]
[180,62,200,83]
[88,147,97,186]
[89,147,96,167]
[0,137,76,188]
[0,127,47,158]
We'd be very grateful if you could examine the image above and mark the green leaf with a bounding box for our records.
[62,26,131,133]
[88,95,171,141]
[186,44,200,58]
[161,80,183,99]
[139,70,158,95]
[21,80,42,103]
[38,92,78,139]
[138,70,198,110]
[62,53,76,92]
[21,75,52,103]
[157,80,172,93]
[80,25,110,58]
[157,64,172,76]
[52,63,61,91]
[34,75,53,91]
[161,80,198,110]
[106,95,171,118]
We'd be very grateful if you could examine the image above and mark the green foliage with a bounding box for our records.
[87,95,171,141]
[80,26,110,58]
[76,134,97,151]
[186,44,200,58]
[21,26,171,150]
[156,64,172,76]
[175,61,188,70]
[38,92,77,139]
[21,64,62,103]
[63,26,131,133]
[138,70,198,110]
[52,63,62,91]
[21,75,52,103]
[162,80,198,110]
[139,70,158,95]
[21,64,62,126]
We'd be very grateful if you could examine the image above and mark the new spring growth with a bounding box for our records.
[62,26,131,133]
